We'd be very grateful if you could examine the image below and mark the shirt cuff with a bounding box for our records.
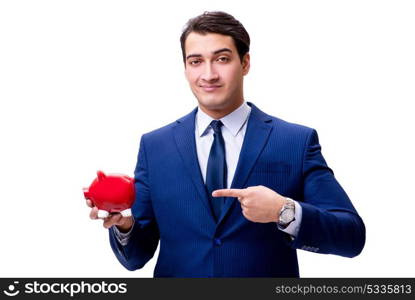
[112,218,135,246]
[277,200,303,239]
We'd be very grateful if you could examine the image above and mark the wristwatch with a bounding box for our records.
[278,198,296,228]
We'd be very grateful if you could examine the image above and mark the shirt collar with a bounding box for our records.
[196,101,251,137]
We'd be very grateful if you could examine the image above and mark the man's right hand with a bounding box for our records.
[86,200,134,233]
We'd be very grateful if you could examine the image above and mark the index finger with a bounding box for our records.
[212,188,245,198]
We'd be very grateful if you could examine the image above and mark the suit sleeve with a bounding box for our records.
[290,129,366,258]
[108,135,160,270]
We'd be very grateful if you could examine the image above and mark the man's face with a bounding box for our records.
[184,32,250,115]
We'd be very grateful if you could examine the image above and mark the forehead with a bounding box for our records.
[185,32,236,56]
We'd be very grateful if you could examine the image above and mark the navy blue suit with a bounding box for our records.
[109,102,365,277]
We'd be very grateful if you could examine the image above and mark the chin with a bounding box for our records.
[196,92,226,106]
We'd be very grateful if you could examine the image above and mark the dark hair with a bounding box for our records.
[180,11,250,64]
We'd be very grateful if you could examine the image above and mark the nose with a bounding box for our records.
[200,63,219,82]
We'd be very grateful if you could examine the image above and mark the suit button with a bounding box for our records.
[214,238,222,246]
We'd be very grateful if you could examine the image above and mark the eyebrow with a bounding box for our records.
[186,48,233,60]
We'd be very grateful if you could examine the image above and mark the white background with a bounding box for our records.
[0,0,414,277]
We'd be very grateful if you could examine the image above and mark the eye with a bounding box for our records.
[189,60,201,66]
[217,56,230,62]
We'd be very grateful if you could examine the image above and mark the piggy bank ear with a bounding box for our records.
[97,170,106,181]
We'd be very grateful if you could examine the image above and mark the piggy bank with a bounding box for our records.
[83,170,135,218]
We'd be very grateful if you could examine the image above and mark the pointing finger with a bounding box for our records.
[212,188,245,198]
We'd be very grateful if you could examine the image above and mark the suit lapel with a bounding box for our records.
[172,103,273,227]
[218,102,273,224]
[173,108,216,225]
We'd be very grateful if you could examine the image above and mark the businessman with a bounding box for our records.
[86,11,365,277]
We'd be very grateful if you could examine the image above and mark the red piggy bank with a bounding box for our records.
[83,170,135,219]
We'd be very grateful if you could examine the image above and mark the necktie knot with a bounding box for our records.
[210,120,223,134]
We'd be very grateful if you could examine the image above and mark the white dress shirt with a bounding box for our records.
[113,101,302,245]
[195,101,250,188]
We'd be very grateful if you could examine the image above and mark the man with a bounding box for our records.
[86,11,365,277]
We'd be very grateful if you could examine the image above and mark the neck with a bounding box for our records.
[199,99,244,120]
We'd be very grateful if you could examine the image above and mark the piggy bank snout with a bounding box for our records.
[83,187,91,199]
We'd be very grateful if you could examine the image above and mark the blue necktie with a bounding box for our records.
[206,120,227,221]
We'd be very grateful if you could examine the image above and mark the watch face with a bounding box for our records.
[281,209,295,224]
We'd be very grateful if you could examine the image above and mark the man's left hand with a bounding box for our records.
[212,185,287,223]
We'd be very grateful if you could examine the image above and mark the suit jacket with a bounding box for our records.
[109,102,365,277]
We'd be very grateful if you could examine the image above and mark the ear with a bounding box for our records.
[97,170,106,181]
[242,53,250,76]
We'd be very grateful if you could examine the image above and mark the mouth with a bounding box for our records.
[199,85,222,92]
